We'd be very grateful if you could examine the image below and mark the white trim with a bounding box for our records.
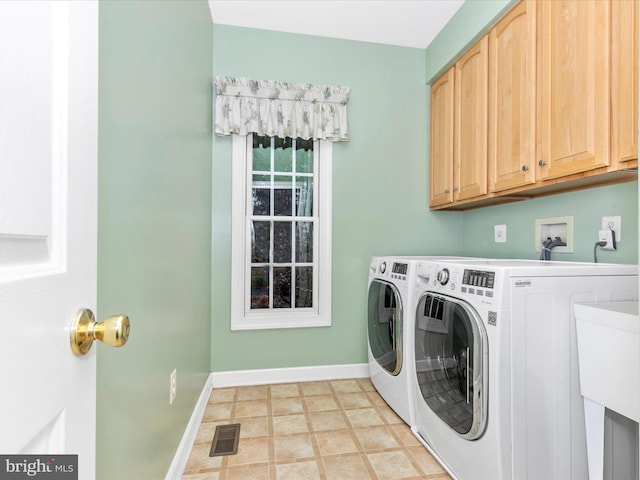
[165,374,213,480]
[210,363,369,388]
[317,138,332,323]
[230,135,247,331]
[230,135,332,331]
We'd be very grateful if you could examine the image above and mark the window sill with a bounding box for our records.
[231,312,331,331]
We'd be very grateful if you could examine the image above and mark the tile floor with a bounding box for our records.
[182,377,451,480]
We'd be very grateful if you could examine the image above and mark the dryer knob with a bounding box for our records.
[380,261,387,274]
[437,268,450,285]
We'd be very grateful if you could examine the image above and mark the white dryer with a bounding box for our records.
[367,256,473,427]
[411,258,638,480]
[368,256,418,426]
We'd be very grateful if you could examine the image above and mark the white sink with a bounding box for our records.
[574,301,639,423]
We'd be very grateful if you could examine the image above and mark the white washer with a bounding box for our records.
[367,256,473,427]
[411,258,638,480]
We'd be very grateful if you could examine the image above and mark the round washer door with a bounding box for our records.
[367,279,403,376]
[414,292,488,439]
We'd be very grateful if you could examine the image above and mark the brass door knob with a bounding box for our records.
[70,309,130,356]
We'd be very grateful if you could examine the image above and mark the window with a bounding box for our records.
[231,134,332,330]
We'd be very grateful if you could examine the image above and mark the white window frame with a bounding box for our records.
[231,134,332,330]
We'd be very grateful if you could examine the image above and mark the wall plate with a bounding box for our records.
[535,216,573,253]
[601,216,621,242]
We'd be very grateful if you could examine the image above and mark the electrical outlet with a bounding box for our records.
[494,224,507,243]
[170,369,177,405]
[601,216,622,241]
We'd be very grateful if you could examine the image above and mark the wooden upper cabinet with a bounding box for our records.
[537,0,610,180]
[428,0,636,211]
[610,0,638,167]
[455,35,488,201]
[489,0,536,193]
[429,67,455,208]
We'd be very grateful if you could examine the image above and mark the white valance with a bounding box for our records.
[213,76,350,142]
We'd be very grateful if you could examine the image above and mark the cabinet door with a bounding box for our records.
[538,0,610,180]
[610,0,638,166]
[489,0,536,193]
[429,67,455,208]
[455,35,488,201]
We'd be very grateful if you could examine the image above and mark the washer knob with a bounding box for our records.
[380,261,387,274]
[437,268,450,285]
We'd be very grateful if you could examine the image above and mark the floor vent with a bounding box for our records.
[209,423,241,457]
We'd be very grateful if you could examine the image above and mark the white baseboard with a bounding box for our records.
[210,362,369,388]
[166,363,370,478]
[165,373,213,480]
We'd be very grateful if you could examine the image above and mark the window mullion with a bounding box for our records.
[269,137,275,309]
[291,138,297,308]
[269,220,274,309]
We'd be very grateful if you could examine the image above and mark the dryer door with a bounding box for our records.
[414,292,488,439]
[367,279,403,375]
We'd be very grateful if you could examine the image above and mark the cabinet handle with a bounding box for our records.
[538,160,547,166]
[522,165,529,172]
[444,189,450,194]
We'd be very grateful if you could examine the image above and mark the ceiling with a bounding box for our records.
[207,0,465,49]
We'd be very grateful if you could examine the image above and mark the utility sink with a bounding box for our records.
[574,301,639,423]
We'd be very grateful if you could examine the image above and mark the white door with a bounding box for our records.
[0,1,98,478]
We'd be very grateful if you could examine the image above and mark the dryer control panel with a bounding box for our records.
[391,262,408,277]
[369,257,411,285]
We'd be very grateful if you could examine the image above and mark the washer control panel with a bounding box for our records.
[460,269,496,299]
[428,264,498,304]
[463,269,495,289]
[436,268,450,285]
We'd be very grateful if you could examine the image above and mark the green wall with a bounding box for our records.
[461,183,638,263]
[211,7,639,375]
[211,25,463,372]
[97,2,212,479]
[425,0,639,264]
[425,0,515,81]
